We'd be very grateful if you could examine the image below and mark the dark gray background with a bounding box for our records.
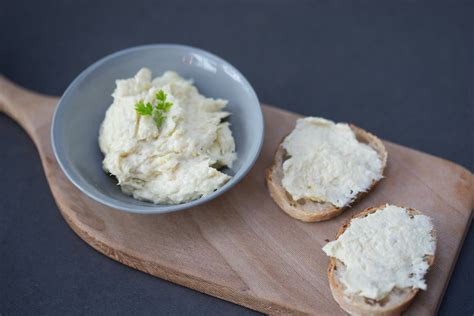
[1,0,473,315]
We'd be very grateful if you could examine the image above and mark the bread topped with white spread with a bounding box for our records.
[323,204,436,316]
[266,117,387,222]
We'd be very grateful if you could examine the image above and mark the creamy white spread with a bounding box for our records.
[99,68,236,204]
[281,117,382,207]
[323,204,436,300]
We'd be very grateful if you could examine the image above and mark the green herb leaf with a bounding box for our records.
[163,102,173,112]
[155,101,165,111]
[156,90,166,102]
[135,100,153,116]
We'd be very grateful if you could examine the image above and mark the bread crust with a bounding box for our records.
[327,205,437,316]
[265,124,387,222]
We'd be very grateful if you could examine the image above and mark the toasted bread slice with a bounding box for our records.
[327,205,436,316]
[265,124,387,222]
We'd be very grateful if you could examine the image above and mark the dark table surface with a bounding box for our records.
[1,1,473,315]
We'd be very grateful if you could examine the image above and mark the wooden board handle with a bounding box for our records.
[0,76,58,146]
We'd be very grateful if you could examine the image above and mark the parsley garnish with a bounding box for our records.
[134,89,173,128]
[135,100,153,116]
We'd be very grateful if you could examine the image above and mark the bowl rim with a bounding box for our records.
[51,43,264,214]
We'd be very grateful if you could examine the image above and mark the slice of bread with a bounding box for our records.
[327,205,436,316]
[265,124,387,222]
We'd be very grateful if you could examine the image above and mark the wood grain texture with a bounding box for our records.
[1,76,473,315]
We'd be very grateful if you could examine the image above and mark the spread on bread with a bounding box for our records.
[323,204,436,301]
[281,117,383,208]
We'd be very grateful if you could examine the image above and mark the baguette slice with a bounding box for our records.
[266,124,387,222]
[327,205,436,316]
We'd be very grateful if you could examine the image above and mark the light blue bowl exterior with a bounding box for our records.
[51,44,264,214]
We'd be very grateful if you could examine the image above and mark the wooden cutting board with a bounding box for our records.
[1,76,473,315]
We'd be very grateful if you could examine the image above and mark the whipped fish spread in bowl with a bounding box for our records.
[99,68,237,204]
